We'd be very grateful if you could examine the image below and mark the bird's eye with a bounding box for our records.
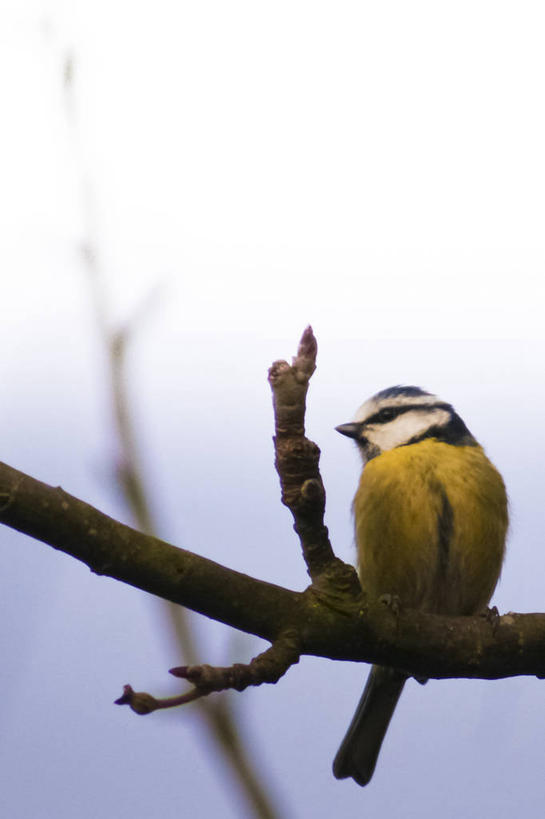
[378,408,396,422]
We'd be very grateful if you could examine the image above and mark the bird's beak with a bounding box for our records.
[335,422,363,440]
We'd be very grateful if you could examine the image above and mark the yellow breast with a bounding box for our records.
[354,439,508,615]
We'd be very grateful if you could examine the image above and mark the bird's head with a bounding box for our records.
[336,385,476,463]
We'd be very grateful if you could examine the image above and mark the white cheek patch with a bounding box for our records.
[368,408,451,451]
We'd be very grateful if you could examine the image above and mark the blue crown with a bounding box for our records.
[373,385,431,401]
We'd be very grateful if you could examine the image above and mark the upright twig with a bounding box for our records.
[269,327,361,601]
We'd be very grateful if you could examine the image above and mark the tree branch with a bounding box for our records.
[1,457,545,681]
[116,630,301,714]
[268,326,362,600]
[0,459,297,641]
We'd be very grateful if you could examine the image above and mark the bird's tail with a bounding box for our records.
[332,665,407,786]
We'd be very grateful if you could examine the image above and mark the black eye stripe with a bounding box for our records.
[364,402,452,426]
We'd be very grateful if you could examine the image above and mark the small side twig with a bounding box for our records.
[116,631,301,714]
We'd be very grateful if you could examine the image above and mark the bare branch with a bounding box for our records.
[2,457,545,680]
[0,459,296,641]
[268,327,361,599]
[116,631,301,714]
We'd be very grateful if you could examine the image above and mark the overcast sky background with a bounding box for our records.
[1,2,545,818]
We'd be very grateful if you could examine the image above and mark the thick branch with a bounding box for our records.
[2,459,545,681]
[0,460,296,642]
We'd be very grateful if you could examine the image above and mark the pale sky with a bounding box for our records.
[1,3,545,818]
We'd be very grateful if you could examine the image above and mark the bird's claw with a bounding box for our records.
[379,593,401,617]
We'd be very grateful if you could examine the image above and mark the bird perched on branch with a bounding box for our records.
[333,386,508,786]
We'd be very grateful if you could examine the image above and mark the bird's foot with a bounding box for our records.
[480,604,501,634]
[379,593,401,616]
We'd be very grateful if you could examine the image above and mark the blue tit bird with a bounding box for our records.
[332,386,508,787]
